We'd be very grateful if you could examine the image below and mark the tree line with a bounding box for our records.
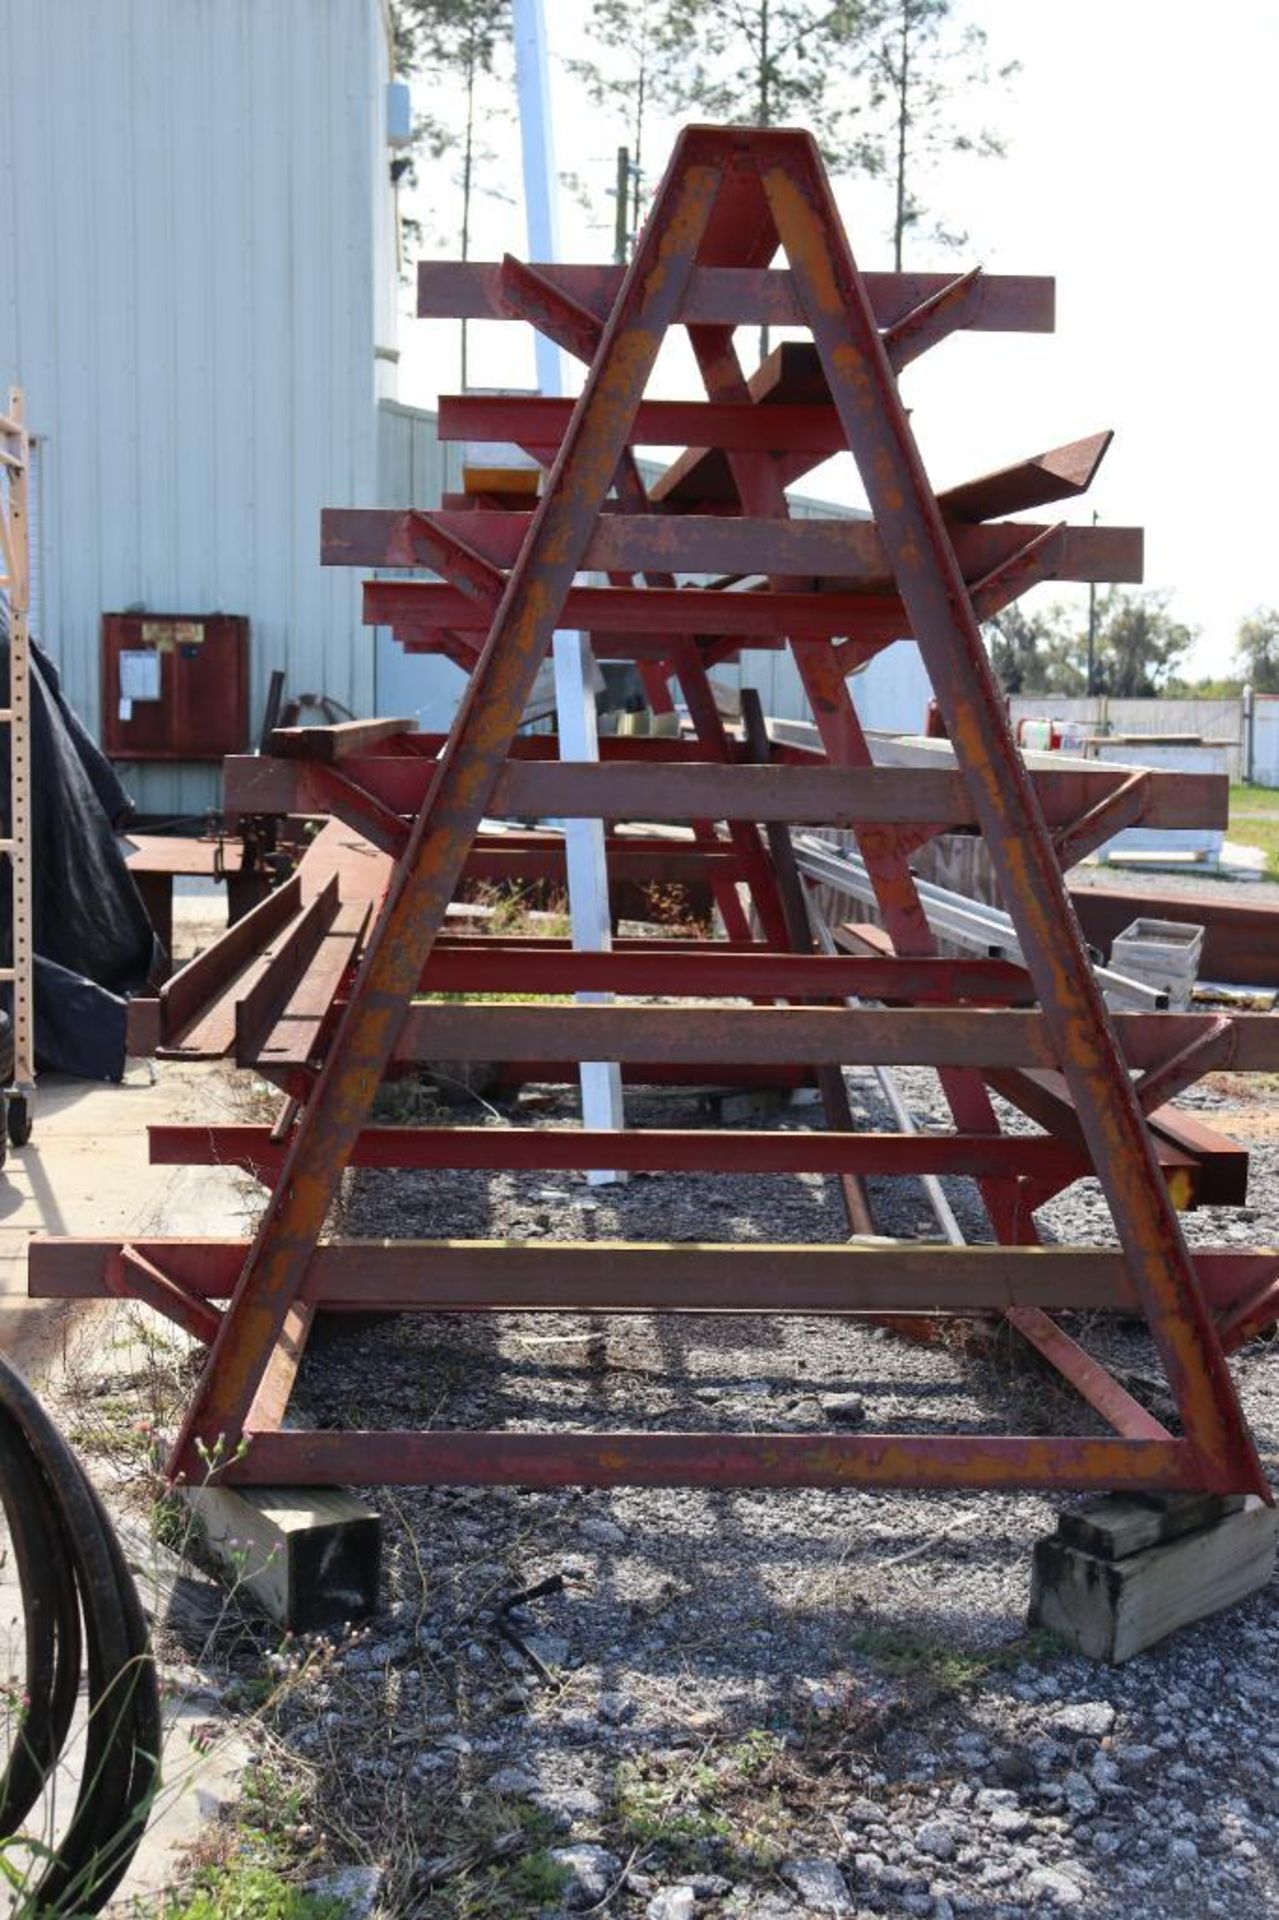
[391,4,1278,704]
[984,594,1279,701]
[393,0,1015,269]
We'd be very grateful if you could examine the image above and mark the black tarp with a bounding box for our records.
[0,609,159,1078]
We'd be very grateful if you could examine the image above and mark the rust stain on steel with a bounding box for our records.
[226,1430,1212,1494]
[112,121,1274,1502]
[759,131,1265,1497]
[166,139,726,1479]
[33,1238,1277,1309]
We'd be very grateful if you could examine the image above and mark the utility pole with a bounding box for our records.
[1086,507,1099,696]
[894,2,910,272]
[614,145,630,264]
[511,0,626,1176]
[758,0,772,365]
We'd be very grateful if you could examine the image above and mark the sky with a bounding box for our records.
[396,1,1279,678]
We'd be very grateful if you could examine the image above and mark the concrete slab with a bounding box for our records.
[0,1060,265,1908]
[0,1061,258,1375]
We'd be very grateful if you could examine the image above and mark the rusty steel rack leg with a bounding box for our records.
[31,126,1278,1501]
[164,142,732,1481]
[754,132,1262,1494]
[0,388,35,1146]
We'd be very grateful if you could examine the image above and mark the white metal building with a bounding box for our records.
[0,0,406,812]
[0,0,929,808]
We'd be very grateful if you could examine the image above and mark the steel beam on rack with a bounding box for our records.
[939,431,1113,523]
[149,1122,1082,1182]
[417,261,1056,333]
[343,505,1143,585]
[222,753,1226,836]
[881,268,986,371]
[368,582,914,643]
[756,126,1263,1493]
[38,1237,1279,1316]
[247,1004,1279,1076]
[414,943,1033,1000]
[222,1431,1215,1493]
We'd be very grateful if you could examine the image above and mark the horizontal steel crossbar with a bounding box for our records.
[413,945,1033,1001]
[31,1238,1278,1317]
[374,583,913,644]
[337,506,1143,585]
[441,394,858,454]
[369,1005,1273,1075]
[225,1431,1210,1494]
[147,1122,1082,1180]
[222,753,1227,834]
[416,261,1056,332]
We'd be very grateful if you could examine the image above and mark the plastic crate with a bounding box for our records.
[1111,918,1204,1011]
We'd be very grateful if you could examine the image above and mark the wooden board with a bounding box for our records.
[183,1482,380,1631]
[1029,1496,1278,1662]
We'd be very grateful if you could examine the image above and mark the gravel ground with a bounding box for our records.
[1070,862,1279,912]
[180,1064,1279,1920]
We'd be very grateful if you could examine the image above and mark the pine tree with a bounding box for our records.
[866,0,1017,269]
[395,2,515,386]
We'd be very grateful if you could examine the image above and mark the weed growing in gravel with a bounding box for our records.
[848,1624,1065,1692]
[469,882,571,939]
[847,1626,994,1689]
[637,880,713,937]
[613,1732,791,1874]
[242,1759,310,1838]
[503,1848,571,1908]
[412,1799,567,1918]
[426,1844,569,1920]
[154,1862,344,1920]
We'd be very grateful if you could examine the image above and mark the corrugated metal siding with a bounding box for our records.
[712,492,929,736]
[0,0,394,813]
[1252,697,1279,788]
[372,401,469,727]
[377,400,465,510]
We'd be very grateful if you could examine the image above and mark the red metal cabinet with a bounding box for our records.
[102,613,249,761]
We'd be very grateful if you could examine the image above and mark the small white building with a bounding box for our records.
[0,0,419,811]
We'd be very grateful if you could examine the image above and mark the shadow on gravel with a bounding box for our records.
[227,1088,1279,1916]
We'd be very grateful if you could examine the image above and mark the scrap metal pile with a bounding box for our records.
[31,127,1279,1496]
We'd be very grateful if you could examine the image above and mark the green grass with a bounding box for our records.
[1228,783,1279,812]
[1228,782,1279,879]
[155,1865,343,1920]
[613,1732,791,1874]
[847,1624,1064,1692]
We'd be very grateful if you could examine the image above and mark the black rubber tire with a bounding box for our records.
[0,1353,161,1910]
[7,1094,30,1147]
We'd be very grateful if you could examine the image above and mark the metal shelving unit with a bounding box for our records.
[0,388,35,1147]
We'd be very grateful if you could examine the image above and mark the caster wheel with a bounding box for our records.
[7,1095,30,1147]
